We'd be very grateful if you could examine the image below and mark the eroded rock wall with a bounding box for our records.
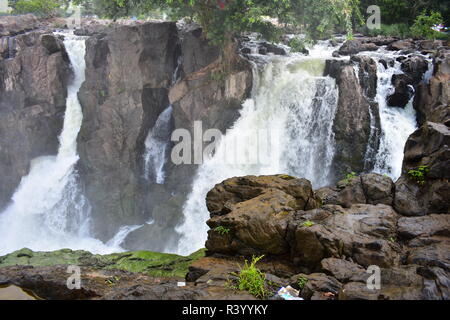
[76,22,179,240]
[0,28,71,210]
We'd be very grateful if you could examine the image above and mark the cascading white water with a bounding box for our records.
[172,44,339,255]
[0,33,124,255]
[143,105,173,184]
[361,51,428,180]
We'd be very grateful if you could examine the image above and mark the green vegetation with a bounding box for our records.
[297,275,308,289]
[408,165,429,185]
[232,255,267,299]
[302,220,315,228]
[5,0,449,42]
[411,10,444,40]
[340,171,358,186]
[288,37,310,53]
[214,226,230,235]
[0,247,206,278]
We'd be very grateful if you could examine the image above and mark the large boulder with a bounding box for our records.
[394,122,450,216]
[77,22,180,240]
[398,214,450,240]
[0,31,71,210]
[288,204,401,271]
[204,175,321,256]
[316,173,394,208]
[324,60,372,180]
[388,55,429,108]
[387,74,415,108]
[338,40,378,56]
[414,49,449,126]
[387,39,414,51]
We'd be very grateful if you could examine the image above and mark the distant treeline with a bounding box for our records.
[5,0,450,42]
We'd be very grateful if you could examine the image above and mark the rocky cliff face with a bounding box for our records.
[122,26,253,252]
[76,22,179,240]
[75,23,253,246]
[324,58,374,180]
[0,26,71,210]
[414,49,450,126]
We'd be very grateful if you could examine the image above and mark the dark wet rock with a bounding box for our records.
[339,265,442,300]
[398,215,450,240]
[320,258,365,282]
[0,31,71,210]
[394,122,450,216]
[289,204,401,270]
[407,241,450,271]
[325,60,372,180]
[387,40,414,51]
[338,40,378,55]
[388,55,429,108]
[291,273,342,300]
[387,74,415,108]
[361,173,394,205]
[414,49,449,126]
[258,42,287,56]
[317,173,394,208]
[351,55,378,99]
[401,55,429,85]
[205,175,321,256]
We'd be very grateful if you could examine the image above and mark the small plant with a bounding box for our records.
[214,226,230,235]
[302,220,315,228]
[232,255,267,299]
[408,166,429,185]
[341,171,358,186]
[297,276,308,289]
[288,37,310,54]
[389,237,396,243]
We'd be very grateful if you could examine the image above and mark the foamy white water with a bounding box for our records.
[0,33,124,255]
[362,50,430,180]
[143,105,173,184]
[172,43,339,255]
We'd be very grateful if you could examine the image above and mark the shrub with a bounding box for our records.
[233,255,267,299]
[411,10,443,40]
[12,0,62,18]
[288,37,311,54]
[408,166,429,185]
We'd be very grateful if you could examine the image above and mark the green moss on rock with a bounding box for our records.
[0,248,206,279]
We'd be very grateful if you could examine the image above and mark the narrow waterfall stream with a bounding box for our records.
[173,44,339,255]
[0,33,123,255]
[143,106,173,184]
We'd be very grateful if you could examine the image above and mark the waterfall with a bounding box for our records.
[143,106,173,184]
[172,44,339,255]
[142,53,180,184]
[0,33,123,255]
[363,52,425,180]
